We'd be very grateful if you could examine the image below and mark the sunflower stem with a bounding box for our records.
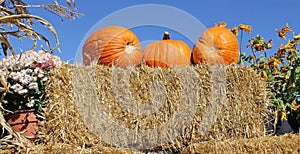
[238,30,244,64]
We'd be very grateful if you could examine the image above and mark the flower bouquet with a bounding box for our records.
[0,50,62,138]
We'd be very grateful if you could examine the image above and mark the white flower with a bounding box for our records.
[53,59,62,67]
[18,89,28,95]
[26,68,33,74]
[19,74,32,85]
[34,67,44,76]
[42,77,48,82]
[20,69,27,77]
[11,83,23,93]
[26,100,35,108]
[10,72,20,80]
[38,72,44,78]
[28,82,38,89]
[23,60,33,68]
[32,76,37,82]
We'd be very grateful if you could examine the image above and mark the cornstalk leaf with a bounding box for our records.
[66,0,71,8]
[0,34,15,55]
[0,31,21,38]
[73,0,76,8]
[0,14,60,53]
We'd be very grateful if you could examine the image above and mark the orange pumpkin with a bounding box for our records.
[192,27,239,64]
[143,32,191,68]
[82,26,142,67]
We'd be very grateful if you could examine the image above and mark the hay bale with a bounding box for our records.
[2,143,137,154]
[181,134,300,153]
[30,143,136,154]
[38,63,270,152]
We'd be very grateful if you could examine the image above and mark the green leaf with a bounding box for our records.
[286,70,292,79]
[282,83,287,91]
[240,52,246,57]
[245,56,253,62]
[295,67,300,74]
[286,103,292,109]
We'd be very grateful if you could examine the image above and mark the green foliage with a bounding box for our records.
[238,23,300,123]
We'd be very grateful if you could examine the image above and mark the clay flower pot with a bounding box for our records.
[4,109,38,139]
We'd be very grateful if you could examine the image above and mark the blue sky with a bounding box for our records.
[5,0,300,63]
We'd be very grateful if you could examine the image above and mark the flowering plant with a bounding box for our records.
[236,23,300,133]
[0,50,62,114]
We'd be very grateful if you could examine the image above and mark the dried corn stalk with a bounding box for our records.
[0,0,83,56]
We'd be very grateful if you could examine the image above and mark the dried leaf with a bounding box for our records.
[239,24,252,34]
[0,14,60,53]
[73,0,76,8]
[66,0,71,8]
[0,34,15,55]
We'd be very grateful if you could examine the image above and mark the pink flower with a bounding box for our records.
[28,82,38,89]
[41,60,54,68]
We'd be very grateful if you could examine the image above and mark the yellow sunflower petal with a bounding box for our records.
[215,21,227,28]
[239,24,252,34]
[282,23,292,32]
[231,26,239,36]
[293,33,300,40]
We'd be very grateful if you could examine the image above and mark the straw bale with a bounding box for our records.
[181,134,300,154]
[37,63,270,152]
[2,143,138,154]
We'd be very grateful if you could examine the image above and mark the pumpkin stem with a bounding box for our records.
[126,42,134,46]
[163,31,170,40]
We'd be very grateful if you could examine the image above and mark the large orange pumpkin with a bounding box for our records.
[192,27,239,64]
[143,32,191,68]
[82,26,142,67]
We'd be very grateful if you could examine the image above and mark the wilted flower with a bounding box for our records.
[276,23,292,39]
[280,65,288,71]
[249,35,272,52]
[259,71,268,80]
[215,21,227,28]
[231,26,239,36]
[279,40,297,52]
[293,33,300,41]
[239,24,252,34]
[272,57,280,69]
[266,39,272,49]
[282,23,292,32]
[292,102,300,111]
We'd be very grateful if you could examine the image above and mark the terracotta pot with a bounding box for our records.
[4,109,38,139]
